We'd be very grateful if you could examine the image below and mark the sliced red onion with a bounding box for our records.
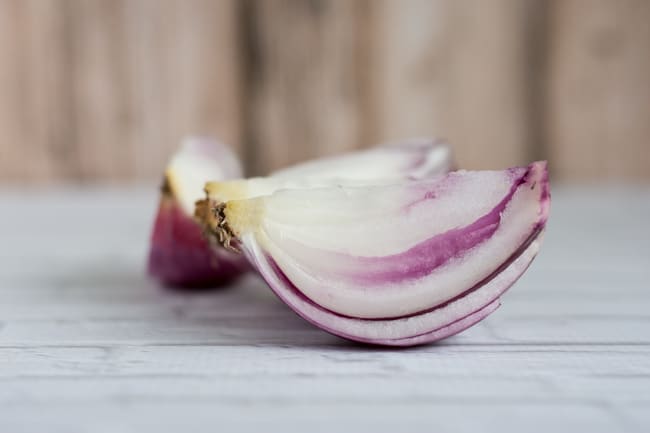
[199,161,550,345]
[147,137,249,287]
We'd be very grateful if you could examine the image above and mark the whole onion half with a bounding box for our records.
[148,138,249,287]
[197,161,550,346]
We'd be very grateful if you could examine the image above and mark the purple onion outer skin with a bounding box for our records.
[234,161,550,346]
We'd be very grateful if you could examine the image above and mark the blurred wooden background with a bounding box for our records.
[0,0,648,183]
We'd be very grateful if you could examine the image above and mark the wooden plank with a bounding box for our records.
[0,186,649,432]
[2,402,630,433]
[368,0,537,170]
[67,0,136,181]
[0,0,72,182]
[243,0,368,174]
[546,0,650,180]
[1,314,648,347]
[3,293,650,321]
[0,375,559,403]
[2,374,649,405]
[2,344,650,378]
[70,0,242,182]
[2,0,649,183]
[124,0,243,178]
[0,0,241,183]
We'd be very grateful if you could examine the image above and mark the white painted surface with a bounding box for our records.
[1,185,649,433]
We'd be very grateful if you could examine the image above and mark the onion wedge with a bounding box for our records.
[198,161,550,345]
[147,137,248,287]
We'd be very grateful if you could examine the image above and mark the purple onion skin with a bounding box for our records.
[148,195,248,289]
[239,161,550,346]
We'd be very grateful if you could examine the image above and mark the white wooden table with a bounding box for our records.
[1,185,649,433]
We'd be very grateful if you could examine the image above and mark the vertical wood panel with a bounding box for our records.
[0,0,71,182]
[445,0,537,170]
[546,0,650,180]
[69,0,134,181]
[1,0,649,182]
[126,0,243,179]
[0,0,241,183]
[368,0,536,170]
[70,0,242,182]
[244,0,368,175]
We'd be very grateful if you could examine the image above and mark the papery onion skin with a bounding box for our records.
[200,161,550,346]
[147,138,248,288]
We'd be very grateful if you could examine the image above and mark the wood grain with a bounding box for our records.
[243,0,369,174]
[0,0,649,182]
[125,0,243,178]
[368,0,538,170]
[71,0,242,182]
[0,0,242,183]
[0,0,71,182]
[1,185,649,432]
[546,0,650,180]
